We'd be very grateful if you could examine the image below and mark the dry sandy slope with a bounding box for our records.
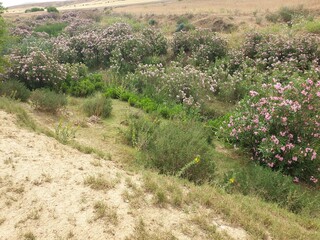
[0,110,248,240]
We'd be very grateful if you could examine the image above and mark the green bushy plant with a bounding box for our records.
[83,93,112,118]
[63,73,104,97]
[55,120,77,144]
[105,87,124,99]
[34,22,68,37]
[124,114,158,150]
[0,80,30,102]
[224,164,318,214]
[148,120,215,183]
[25,7,44,13]
[305,21,320,34]
[30,89,67,112]
[126,116,216,183]
[46,6,59,13]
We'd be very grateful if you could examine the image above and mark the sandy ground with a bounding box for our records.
[0,110,249,239]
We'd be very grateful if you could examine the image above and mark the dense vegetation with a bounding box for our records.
[0,3,319,218]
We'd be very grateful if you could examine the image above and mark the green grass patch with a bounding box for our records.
[34,22,67,36]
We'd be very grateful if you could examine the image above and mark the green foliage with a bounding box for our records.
[148,19,157,26]
[105,87,188,119]
[0,3,5,14]
[25,7,44,13]
[0,80,31,102]
[126,116,216,183]
[105,86,125,99]
[63,73,105,97]
[175,16,195,32]
[83,93,112,118]
[46,6,59,13]
[224,165,320,214]
[34,22,68,36]
[305,21,320,34]
[0,9,7,73]
[30,89,67,113]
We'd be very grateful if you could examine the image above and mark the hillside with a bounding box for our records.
[1,0,320,239]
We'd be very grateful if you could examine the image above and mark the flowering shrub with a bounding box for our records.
[141,28,167,55]
[7,49,67,90]
[225,79,320,185]
[110,36,149,73]
[172,29,228,65]
[125,63,217,108]
[242,33,320,71]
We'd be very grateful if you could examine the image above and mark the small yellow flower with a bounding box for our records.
[194,155,201,164]
[229,178,235,184]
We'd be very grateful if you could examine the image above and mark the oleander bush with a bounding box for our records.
[222,79,320,185]
[124,63,217,109]
[172,29,228,65]
[242,33,320,71]
[7,48,67,90]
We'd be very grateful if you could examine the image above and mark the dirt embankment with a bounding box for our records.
[0,110,249,239]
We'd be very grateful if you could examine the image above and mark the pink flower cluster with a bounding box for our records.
[227,78,320,185]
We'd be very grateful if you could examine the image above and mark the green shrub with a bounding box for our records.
[83,93,112,118]
[25,7,44,13]
[119,91,134,101]
[0,80,30,102]
[305,21,320,34]
[46,6,59,13]
[278,7,295,23]
[105,87,125,99]
[34,22,68,36]
[224,165,319,214]
[126,116,216,183]
[124,114,158,150]
[128,95,139,106]
[136,97,158,113]
[265,12,279,23]
[149,121,215,183]
[63,73,104,97]
[30,89,67,112]
[148,19,157,26]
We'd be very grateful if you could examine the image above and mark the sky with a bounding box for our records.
[2,0,67,7]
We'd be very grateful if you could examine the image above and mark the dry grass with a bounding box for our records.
[113,0,320,15]
[5,0,320,16]
[84,175,117,190]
